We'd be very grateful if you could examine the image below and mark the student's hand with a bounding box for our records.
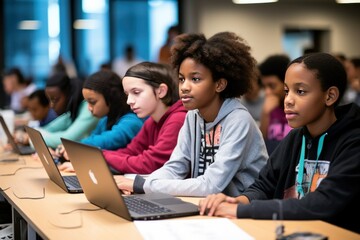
[208,202,238,219]
[55,144,65,158]
[58,162,75,172]
[53,144,70,161]
[13,130,30,145]
[114,175,134,195]
[199,193,239,216]
[31,153,41,162]
[48,147,56,156]
[262,94,280,115]
[3,143,13,152]
[61,149,70,161]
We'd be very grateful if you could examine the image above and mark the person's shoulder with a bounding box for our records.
[76,100,90,113]
[25,83,37,93]
[164,106,187,124]
[168,100,187,114]
[223,99,255,121]
[97,116,108,124]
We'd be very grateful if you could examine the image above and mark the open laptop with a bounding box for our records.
[24,126,83,193]
[61,137,199,221]
[0,115,35,155]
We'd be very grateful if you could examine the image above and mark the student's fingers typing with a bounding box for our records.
[55,145,65,156]
[31,153,41,162]
[58,162,75,172]
[225,196,239,204]
[199,193,227,216]
[62,150,70,161]
[213,202,238,218]
[21,134,30,145]
[121,190,132,195]
[114,175,134,193]
[48,147,56,156]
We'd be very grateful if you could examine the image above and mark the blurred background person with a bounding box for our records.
[2,67,37,114]
[240,72,264,126]
[259,54,292,154]
[333,53,358,105]
[13,89,58,145]
[26,89,58,127]
[99,62,112,71]
[58,70,145,171]
[350,57,360,106]
[158,25,180,65]
[112,45,142,78]
[50,55,78,79]
[21,72,98,149]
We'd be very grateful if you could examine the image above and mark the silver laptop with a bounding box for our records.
[24,126,83,193]
[61,137,199,221]
[0,115,35,155]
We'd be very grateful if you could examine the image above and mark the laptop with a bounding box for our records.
[61,137,199,221]
[24,126,83,193]
[0,115,35,155]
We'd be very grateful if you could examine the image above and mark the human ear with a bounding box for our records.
[216,78,228,93]
[157,83,169,99]
[325,86,339,106]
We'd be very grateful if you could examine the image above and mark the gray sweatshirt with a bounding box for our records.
[135,98,268,197]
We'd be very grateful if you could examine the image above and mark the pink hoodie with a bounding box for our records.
[102,100,187,174]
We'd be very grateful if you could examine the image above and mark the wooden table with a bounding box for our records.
[0,154,359,240]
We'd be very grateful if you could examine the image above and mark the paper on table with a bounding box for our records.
[134,218,254,240]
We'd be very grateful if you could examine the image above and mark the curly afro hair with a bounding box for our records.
[170,31,257,99]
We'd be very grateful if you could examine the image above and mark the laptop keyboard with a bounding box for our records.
[65,175,81,188]
[124,196,174,215]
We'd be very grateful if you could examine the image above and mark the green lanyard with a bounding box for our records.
[296,133,327,198]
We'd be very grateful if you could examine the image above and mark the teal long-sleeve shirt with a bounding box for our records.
[38,101,98,148]
[80,112,144,150]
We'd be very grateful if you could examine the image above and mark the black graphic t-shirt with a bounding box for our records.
[198,124,221,176]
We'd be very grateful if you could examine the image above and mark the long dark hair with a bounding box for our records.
[83,70,130,130]
[46,72,84,121]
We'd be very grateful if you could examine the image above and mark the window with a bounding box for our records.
[2,0,179,88]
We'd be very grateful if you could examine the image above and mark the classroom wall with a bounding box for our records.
[181,0,360,63]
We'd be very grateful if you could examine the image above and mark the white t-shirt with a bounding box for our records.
[10,83,37,112]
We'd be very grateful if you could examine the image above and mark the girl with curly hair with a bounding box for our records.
[115,32,268,197]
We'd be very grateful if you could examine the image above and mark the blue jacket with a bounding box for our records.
[81,112,144,150]
[38,101,98,148]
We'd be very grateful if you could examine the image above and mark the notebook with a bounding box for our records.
[61,137,199,221]
[24,126,83,193]
[0,115,35,155]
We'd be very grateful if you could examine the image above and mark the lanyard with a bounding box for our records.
[296,133,327,198]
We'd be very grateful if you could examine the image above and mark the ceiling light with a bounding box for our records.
[18,20,41,30]
[232,0,278,4]
[73,19,99,30]
[336,0,360,3]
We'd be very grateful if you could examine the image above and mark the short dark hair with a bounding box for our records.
[83,70,130,130]
[290,52,347,107]
[28,89,49,107]
[259,54,290,83]
[351,58,360,68]
[3,67,26,84]
[171,31,257,99]
[124,61,179,106]
[46,72,84,121]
